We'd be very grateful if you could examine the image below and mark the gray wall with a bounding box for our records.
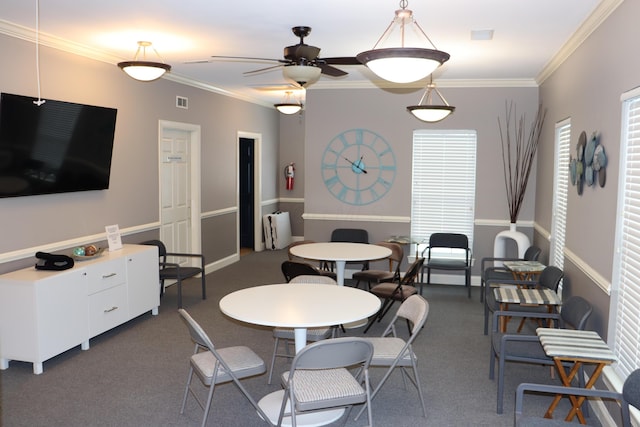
[0,33,279,273]
[534,0,640,338]
[297,85,540,275]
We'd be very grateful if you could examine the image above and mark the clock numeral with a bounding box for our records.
[338,134,350,148]
[354,191,362,205]
[369,188,379,201]
[324,175,339,189]
[377,178,391,188]
[355,129,363,145]
[379,165,396,171]
[337,185,348,202]
[322,162,337,170]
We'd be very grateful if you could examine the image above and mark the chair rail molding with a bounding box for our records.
[302,213,410,223]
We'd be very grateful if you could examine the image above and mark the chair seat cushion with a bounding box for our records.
[352,270,396,283]
[282,368,366,411]
[425,259,469,269]
[370,283,417,300]
[159,266,202,280]
[492,335,549,361]
[366,337,413,366]
[484,269,513,282]
[192,346,266,385]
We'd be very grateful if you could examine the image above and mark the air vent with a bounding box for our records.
[176,96,188,109]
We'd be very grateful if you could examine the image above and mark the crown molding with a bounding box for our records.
[537,0,624,84]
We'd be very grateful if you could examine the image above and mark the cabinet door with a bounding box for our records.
[36,269,89,361]
[127,246,160,318]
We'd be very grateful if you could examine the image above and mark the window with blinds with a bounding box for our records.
[550,120,570,291]
[610,88,640,379]
[410,130,477,256]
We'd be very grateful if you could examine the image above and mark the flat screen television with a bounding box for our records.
[0,93,118,198]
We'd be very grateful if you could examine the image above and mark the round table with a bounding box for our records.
[289,242,392,286]
[220,283,380,353]
[219,283,381,427]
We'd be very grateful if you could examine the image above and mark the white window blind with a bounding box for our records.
[411,130,477,255]
[551,120,570,271]
[611,90,640,379]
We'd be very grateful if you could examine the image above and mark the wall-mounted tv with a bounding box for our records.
[0,93,117,198]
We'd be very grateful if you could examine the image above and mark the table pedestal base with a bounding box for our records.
[258,390,345,427]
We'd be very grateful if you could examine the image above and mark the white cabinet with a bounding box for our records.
[0,244,159,374]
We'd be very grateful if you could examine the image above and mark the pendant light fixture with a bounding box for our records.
[357,0,449,84]
[406,76,455,122]
[118,41,171,82]
[274,91,303,115]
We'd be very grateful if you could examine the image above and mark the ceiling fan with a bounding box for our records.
[203,26,361,86]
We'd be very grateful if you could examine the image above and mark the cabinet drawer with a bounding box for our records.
[89,285,128,337]
[87,258,126,294]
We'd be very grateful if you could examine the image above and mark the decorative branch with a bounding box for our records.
[498,102,546,223]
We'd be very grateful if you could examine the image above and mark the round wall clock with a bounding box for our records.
[321,128,396,205]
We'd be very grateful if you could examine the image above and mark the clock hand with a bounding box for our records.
[343,156,368,173]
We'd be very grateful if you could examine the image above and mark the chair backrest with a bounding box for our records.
[537,266,564,291]
[178,308,215,352]
[375,242,404,264]
[289,275,337,285]
[290,337,373,371]
[523,246,542,261]
[330,228,369,244]
[281,260,321,282]
[428,233,469,250]
[623,369,640,411]
[395,294,430,335]
[560,296,593,330]
[401,257,425,286]
[141,239,167,258]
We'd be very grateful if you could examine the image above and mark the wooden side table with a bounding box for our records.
[503,260,546,282]
[536,328,616,424]
[494,288,561,332]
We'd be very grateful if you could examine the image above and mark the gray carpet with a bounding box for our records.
[0,249,599,426]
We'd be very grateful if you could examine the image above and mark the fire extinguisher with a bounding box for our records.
[284,163,295,191]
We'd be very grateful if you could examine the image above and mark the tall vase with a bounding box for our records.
[493,222,531,267]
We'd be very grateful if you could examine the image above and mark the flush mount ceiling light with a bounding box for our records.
[274,91,303,115]
[118,41,171,82]
[282,65,322,87]
[357,0,450,84]
[406,76,455,122]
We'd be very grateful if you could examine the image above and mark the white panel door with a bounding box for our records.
[160,128,191,264]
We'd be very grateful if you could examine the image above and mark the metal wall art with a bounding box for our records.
[569,131,607,195]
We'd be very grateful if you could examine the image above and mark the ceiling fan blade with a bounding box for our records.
[243,64,286,75]
[318,63,348,77]
[210,55,287,64]
[321,56,361,65]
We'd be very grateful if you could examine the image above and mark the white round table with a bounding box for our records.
[219,283,380,353]
[289,242,392,286]
[219,283,381,427]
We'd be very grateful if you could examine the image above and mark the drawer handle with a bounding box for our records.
[102,273,117,279]
[104,306,118,313]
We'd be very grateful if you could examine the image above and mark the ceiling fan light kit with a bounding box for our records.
[406,78,455,122]
[118,41,171,82]
[357,0,449,84]
[282,65,321,86]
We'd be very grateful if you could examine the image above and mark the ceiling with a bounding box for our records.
[0,0,615,108]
